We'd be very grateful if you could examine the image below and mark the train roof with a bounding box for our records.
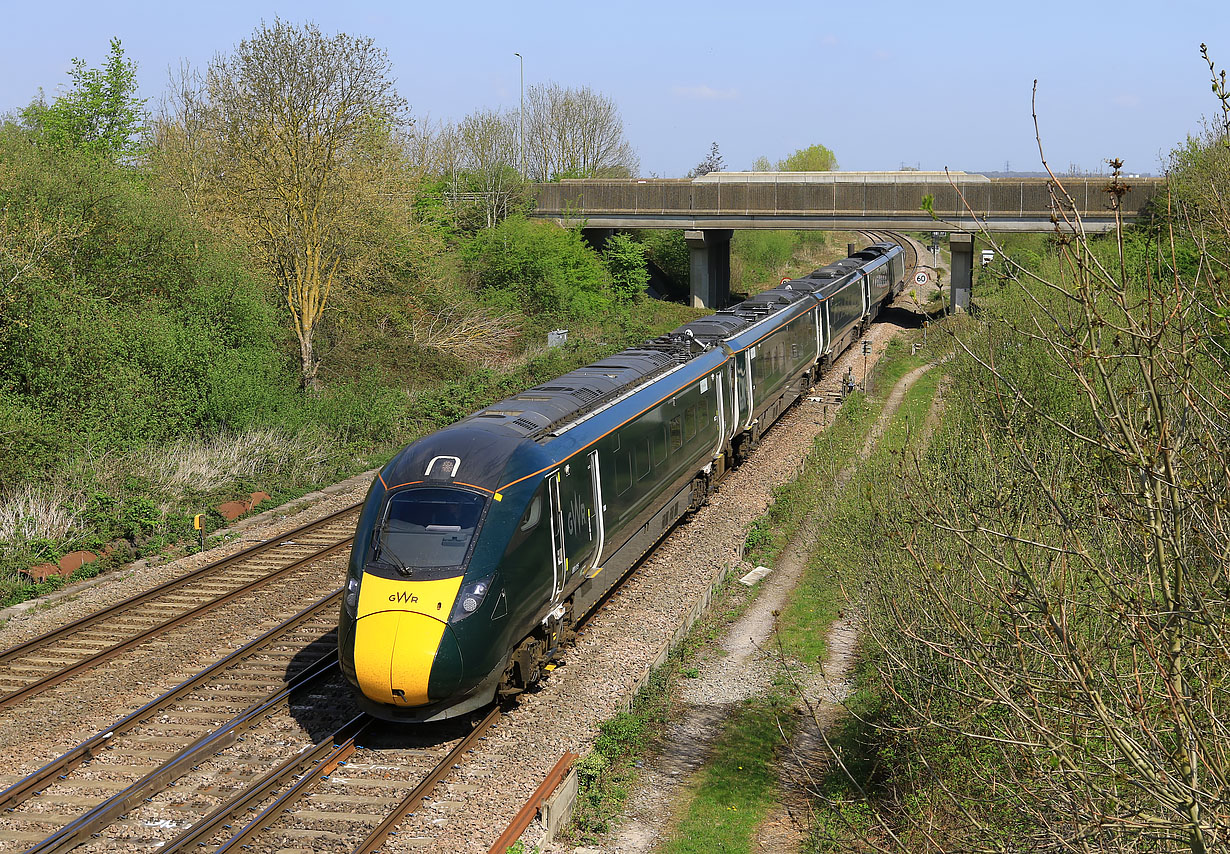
[460,244,896,443]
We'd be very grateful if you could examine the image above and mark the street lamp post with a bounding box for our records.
[513,52,524,179]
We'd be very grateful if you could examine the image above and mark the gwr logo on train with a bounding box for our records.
[566,490,593,540]
[388,591,420,604]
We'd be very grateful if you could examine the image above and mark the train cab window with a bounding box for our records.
[652,424,668,465]
[378,488,486,572]
[616,453,632,494]
[669,416,683,451]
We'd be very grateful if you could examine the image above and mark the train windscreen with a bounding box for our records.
[377,488,486,571]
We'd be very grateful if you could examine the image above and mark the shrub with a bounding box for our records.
[602,232,649,304]
[460,216,613,321]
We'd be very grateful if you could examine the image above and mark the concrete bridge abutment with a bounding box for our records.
[685,229,732,309]
[949,232,973,313]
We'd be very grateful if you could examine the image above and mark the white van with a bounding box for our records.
[980,249,995,265]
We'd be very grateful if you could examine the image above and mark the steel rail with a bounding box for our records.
[0,501,359,665]
[353,706,502,853]
[157,714,367,853]
[22,655,343,854]
[0,590,341,812]
[213,715,372,853]
[0,537,353,710]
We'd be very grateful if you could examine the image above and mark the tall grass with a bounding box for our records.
[140,427,337,497]
[0,483,80,547]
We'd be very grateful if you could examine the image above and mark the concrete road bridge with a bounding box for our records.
[531,171,1165,308]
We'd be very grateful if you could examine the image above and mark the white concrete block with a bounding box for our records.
[738,565,772,586]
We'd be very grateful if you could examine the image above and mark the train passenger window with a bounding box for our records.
[651,424,667,465]
[685,405,697,439]
[637,441,651,479]
[669,416,683,451]
[615,453,632,494]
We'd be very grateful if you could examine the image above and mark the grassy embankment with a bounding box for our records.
[663,350,942,854]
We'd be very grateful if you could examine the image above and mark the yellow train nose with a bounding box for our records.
[353,611,462,705]
[351,574,464,706]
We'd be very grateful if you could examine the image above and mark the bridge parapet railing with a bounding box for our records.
[532,175,1165,226]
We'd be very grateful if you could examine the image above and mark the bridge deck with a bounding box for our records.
[532,172,1163,233]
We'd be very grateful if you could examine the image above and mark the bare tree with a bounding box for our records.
[688,141,724,177]
[434,108,527,229]
[197,19,408,389]
[523,82,638,181]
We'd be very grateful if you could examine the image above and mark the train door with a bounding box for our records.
[725,362,737,441]
[546,472,567,603]
[585,450,605,573]
[553,456,602,592]
[737,349,754,428]
[820,302,831,358]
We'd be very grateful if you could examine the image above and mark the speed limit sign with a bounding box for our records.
[914,272,927,285]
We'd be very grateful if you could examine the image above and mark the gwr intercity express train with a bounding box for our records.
[339,242,906,721]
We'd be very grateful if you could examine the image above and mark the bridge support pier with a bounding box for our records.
[949,232,973,313]
[685,229,732,309]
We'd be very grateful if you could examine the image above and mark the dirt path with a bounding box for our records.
[597,364,934,854]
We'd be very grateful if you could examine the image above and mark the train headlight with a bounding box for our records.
[449,575,495,623]
[344,575,361,617]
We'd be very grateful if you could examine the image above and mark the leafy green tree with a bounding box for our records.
[602,232,649,304]
[21,38,146,160]
[776,143,838,171]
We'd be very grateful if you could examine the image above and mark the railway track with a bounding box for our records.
[0,504,360,714]
[0,592,345,851]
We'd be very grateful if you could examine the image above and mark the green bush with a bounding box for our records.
[460,216,613,321]
[636,229,689,291]
[0,122,295,453]
[602,232,649,304]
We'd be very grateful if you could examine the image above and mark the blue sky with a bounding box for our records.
[1,0,1225,177]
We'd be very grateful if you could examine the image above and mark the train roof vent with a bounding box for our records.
[511,413,551,434]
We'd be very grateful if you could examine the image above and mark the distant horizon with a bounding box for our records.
[0,0,1220,178]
